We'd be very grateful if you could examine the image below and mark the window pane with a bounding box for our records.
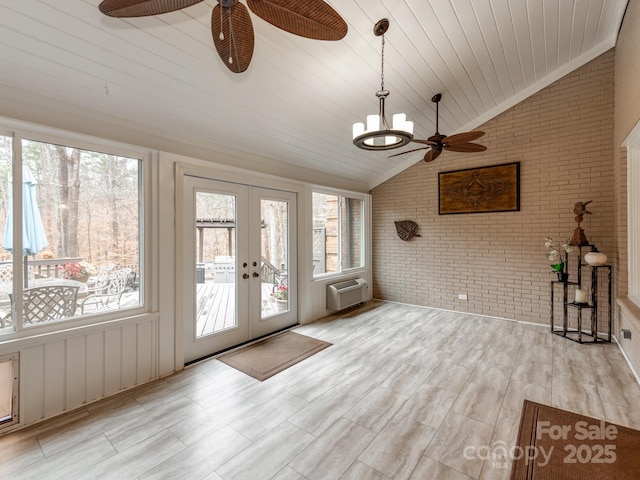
[341,197,363,269]
[0,136,13,333]
[7,140,142,326]
[313,192,364,275]
[312,192,338,274]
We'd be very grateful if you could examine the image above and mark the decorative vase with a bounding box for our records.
[76,274,91,283]
[557,272,569,282]
[584,247,607,266]
[275,299,288,312]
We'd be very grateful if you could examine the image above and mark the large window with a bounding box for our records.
[0,135,142,334]
[312,191,364,275]
[625,122,640,308]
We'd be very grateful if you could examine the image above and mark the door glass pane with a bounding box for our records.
[261,199,288,318]
[195,191,237,337]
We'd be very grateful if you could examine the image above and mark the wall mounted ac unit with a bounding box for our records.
[326,279,368,311]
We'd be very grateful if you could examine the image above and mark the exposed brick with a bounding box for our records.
[371,50,615,325]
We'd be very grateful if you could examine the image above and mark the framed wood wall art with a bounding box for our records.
[438,162,520,215]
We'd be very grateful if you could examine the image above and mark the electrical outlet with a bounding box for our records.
[622,329,632,339]
[458,293,468,301]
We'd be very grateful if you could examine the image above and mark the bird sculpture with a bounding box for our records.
[571,200,593,246]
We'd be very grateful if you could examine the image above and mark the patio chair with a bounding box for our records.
[0,264,37,282]
[11,285,79,325]
[0,308,11,329]
[0,265,13,283]
[85,265,114,295]
[78,268,130,314]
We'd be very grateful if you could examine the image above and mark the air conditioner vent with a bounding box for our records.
[326,279,367,311]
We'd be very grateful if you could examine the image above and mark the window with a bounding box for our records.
[312,191,364,275]
[625,121,640,308]
[0,135,143,334]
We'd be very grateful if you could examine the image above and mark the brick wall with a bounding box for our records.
[371,50,615,325]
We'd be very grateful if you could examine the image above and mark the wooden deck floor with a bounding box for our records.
[195,282,283,336]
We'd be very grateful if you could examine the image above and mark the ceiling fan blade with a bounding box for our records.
[411,139,438,146]
[444,142,487,153]
[212,3,254,73]
[387,146,429,158]
[246,0,347,40]
[423,149,442,163]
[99,0,203,17]
[443,130,485,145]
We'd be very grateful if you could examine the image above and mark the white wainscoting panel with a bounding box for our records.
[16,315,158,426]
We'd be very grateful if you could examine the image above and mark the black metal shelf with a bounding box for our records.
[550,245,612,344]
[568,302,594,308]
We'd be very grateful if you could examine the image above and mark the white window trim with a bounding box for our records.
[0,119,153,338]
[311,186,370,279]
[624,120,640,308]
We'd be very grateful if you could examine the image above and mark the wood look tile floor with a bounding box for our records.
[2,301,640,479]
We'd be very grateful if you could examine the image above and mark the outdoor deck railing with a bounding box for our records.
[0,258,82,279]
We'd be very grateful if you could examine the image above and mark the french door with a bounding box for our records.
[182,176,297,363]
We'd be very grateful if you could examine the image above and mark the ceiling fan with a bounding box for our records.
[389,93,487,162]
[98,0,348,73]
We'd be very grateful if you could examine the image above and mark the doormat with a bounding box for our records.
[510,400,640,479]
[216,331,332,381]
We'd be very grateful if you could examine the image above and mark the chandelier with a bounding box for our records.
[353,19,414,151]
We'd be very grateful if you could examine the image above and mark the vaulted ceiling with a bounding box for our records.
[0,1,629,191]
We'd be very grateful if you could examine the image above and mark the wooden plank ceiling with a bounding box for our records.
[0,0,628,190]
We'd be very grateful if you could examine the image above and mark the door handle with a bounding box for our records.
[243,273,249,279]
[252,272,259,278]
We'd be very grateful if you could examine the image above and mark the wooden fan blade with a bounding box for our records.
[411,139,438,146]
[212,4,254,73]
[444,142,487,153]
[99,0,202,17]
[387,146,429,158]
[247,0,347,40]
[443,130,485,145]
[424,149,442,162]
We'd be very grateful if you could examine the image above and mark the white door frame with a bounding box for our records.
[178,170,298,364]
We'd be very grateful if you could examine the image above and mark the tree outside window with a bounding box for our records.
[0,136,142,331]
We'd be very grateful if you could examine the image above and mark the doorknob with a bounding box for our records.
[243,273,249,279]
[252,272,259,278]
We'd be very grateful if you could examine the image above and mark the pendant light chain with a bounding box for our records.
[380,33,385,92]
